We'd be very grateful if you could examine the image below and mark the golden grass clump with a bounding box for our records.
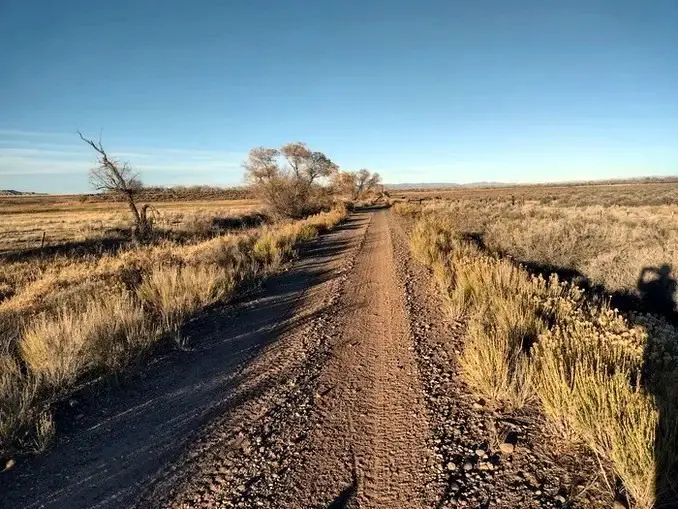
[533,306,659,507]
[253,225,308,267]
[307,204,348,232]
[20,294,152,387]
[390,201,421,218]
[251,206,346,267]
[408,213,458,266]
[454,256,546,408]
[137,265,235,331]
[0,355,39,454]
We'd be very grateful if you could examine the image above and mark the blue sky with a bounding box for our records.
[1,0,677,193]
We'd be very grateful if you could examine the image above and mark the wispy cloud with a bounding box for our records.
[0,129,73,139]
[0,130,246,189]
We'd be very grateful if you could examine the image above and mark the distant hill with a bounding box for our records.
[0,190,46,196]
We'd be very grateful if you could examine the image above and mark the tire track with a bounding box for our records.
[283,209,438,508]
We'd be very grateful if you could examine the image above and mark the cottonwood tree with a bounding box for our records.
[354,168,382,199]
[280,143,337,184]
[333,168,382,200]
[244,142,338,218]
[78,131,152,239]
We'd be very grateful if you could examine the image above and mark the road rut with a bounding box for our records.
[282,208,437,508]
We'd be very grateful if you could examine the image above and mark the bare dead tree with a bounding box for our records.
[78,131,152,239]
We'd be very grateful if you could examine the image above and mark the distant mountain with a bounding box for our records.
[386,182,507,190]
[386,176,678,191]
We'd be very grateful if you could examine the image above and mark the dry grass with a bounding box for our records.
[0,355,38,454]
[412,198,678,313]
[401,206,678,508]
[137,265,236,333]
[395,180,678,207]
[0,203,347,459]
[0,195,261,253]
[391,201,424,219]
[20,294,152,387]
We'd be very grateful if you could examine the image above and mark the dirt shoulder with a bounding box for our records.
[388,212,610,509]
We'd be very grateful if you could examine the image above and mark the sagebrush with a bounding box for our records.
[400,207,678,508]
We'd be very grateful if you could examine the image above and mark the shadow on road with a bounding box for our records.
[0,214,369,509]
[327,482,357,509]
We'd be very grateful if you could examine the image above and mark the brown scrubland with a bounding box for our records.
[0,202,348,458]
[0,196,261,254]
[395,180,678,207]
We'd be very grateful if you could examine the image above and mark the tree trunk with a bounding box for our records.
[123,192,151,239]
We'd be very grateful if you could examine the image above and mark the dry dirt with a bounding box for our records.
[0,209,608,509]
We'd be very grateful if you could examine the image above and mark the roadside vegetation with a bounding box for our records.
[0,137,361,461]
[394,200,678,508]
[416,198,678,307]
[0,205,347,458]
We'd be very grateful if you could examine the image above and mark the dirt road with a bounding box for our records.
[135,209,439,509]
[1,209,607,509]
[279,209,437,508]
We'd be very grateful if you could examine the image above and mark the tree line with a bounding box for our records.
[78,134,381,238]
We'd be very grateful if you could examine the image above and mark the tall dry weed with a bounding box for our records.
[0,355,39,457]
[137,265,235,331]
[20,294,152,387]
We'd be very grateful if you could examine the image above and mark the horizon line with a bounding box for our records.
[3,174,677,197]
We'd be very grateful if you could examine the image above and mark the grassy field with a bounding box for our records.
[394,182,678,316]
[394,181,678,207]
[423,200,677,311]
[0,194,260,253]
[0,193,346,459]
[393,181,678,508]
